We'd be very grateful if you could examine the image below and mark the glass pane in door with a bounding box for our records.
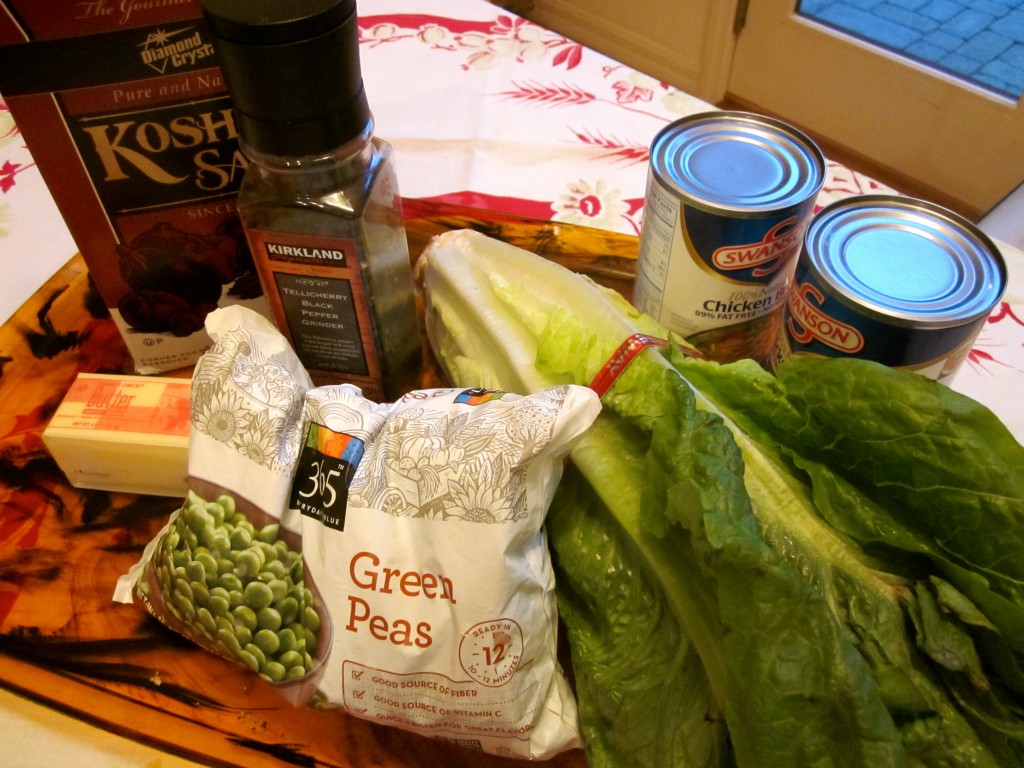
[798,0,1024,98]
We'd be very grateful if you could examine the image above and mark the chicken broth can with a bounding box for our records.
[633,111,825,363]
[774,195,1006,382]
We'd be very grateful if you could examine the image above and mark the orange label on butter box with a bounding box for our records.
[53,375,191,436]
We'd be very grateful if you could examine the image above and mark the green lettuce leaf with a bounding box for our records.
[418,230,1024,767]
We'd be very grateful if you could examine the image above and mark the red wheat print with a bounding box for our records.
[497,81,596,107]
[569,128,650,165]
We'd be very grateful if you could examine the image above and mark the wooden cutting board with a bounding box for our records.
[0,201,638,768]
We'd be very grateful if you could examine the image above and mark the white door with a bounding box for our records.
[728,0,1024,218]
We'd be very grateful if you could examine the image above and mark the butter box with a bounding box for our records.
[0,1,268,374]
[44,373,190,497]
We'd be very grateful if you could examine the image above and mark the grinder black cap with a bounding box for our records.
[199,0,370,157]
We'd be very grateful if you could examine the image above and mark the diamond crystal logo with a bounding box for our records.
[139,27,215,75]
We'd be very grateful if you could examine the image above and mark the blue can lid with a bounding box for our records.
[803,195,1007,327]
[650,111,825,214]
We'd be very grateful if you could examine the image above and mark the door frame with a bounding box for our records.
[726,0,1024,218]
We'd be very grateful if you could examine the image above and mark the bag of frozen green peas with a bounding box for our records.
[116,305,600,761]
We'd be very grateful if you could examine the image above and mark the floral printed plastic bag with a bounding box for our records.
[295,383,600,759]
[114,307,326,705]
[115,306,601,758]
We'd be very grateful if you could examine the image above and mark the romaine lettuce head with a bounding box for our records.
[418,230,1024,768]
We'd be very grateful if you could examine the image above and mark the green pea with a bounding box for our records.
[219,573,243,592]
[197,606,217,635]
[195,551,218,575]
[216,527,235,553]
[204,501,225,525]
[233,604,258,632]
[207,593,230,617]
[278,650,303,670]
[215,494,236,515]
[184,504,213,535]
[257,523,279,543]
[229,526,252,551]
[234,625,253,647]
[197,525,218,549]
[256,606,282,632]
[285,665,307,680]
[263,560,290,581]
[243,580,274,611]
[287,622,307,651]
[163,528,180,550]
[276,596,299,626]
[237,650,260,672]
[234,549,264,579]
[253,628,281,656]
[217,628,242,656]
[173,578,193,603]
[269,579,291,605]
[228,589,246,609]
[303,606,321,633]
[172,549,190,569]
[189,580,209,607]
[158,555,174,577]
[244,643,267,670]
[172,592,196,621]
[276,627,297,655]
[262,661,287,682]
[253,543,276,567]
[185,560,206,584]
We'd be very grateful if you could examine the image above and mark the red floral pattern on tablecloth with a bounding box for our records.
[357,11,896,235]
[0,98,30,197]
[361,14,584,71]
[965,303,1024,376]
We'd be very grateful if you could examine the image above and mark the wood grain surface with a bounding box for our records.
[0,201,638,768]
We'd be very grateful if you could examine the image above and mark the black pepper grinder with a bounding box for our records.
[200,0,419,402]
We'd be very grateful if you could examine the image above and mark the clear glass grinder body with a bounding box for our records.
[200,0,419,402]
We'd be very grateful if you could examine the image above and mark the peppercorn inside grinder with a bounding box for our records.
[200,0,420,402]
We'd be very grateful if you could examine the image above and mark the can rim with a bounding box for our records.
[801,194,1007,328]
[649,110,826,215]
